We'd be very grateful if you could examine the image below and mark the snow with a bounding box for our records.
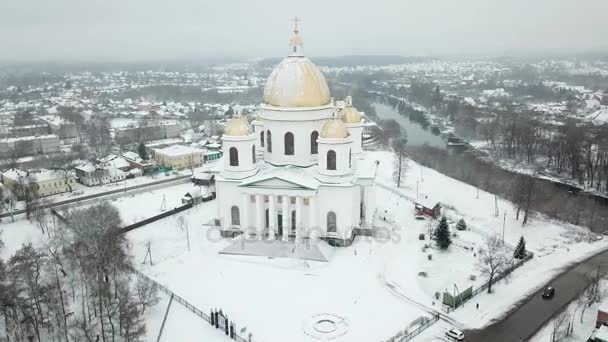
[154,144,203,157]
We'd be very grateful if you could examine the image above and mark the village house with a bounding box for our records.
[121,151,157,174]
[414,197,442,218]
[74,162,126,186]
[1,168,75,199]
[153,145,203,171]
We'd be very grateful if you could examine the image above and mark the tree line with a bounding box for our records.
[0,202,158,342]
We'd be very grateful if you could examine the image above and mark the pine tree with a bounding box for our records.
[456,218,467,231]
[514,236,527,259]
[435,216,452,250]
[137,142,148,161]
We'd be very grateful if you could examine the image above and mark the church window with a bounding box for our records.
[291,210,296,230]
[229,147,239,166]
[310,131,319,154]
[266,130,272,152]
[327,150,336,170]
[290,197,295,204]
[284,132,294,155]
[260,131,265,147]
[231,206,240,226]
[349,148,352,168]
[327,211,337,233]
[303,198,309,205]
[252,145,256,164]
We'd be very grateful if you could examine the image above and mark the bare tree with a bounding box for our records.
[391,137,408,187]
[477,235,511,293]
[551,309,571,342]
[135,277,159,314]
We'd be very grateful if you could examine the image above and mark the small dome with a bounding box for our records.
[340,106,362,123]
[263,57,331,108]
[224,116,252,136]
[320,119,349,139]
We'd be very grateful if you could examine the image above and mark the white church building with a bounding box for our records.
[216,21,378,246]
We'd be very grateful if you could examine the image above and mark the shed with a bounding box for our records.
[414,196,441,219]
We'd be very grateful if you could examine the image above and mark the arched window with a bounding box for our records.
[229,147,239,166]
[265,209,269,228]
[260,131,265,147]
[252,145,256,164]
[284,132,294,155]
[310,131,319,154]
[327,150,336,170]
[266,130,272,152]
[327,211,337,233]
[291,210,296,230]
[231,206,240,226]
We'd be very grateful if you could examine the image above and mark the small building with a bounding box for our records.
[122,151,157,174]
[192,172,215,186]
[414,197,441,218]
[74,163,126,187]
[204,149,223,162]
[597,306,608,328]
[153,145,203,170]
[1,169,75,199]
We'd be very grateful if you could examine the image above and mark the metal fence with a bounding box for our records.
[445,251,534,313]
[383,315,441,342]
[128,266,253,342]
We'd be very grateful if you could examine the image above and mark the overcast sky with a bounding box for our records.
[1,0,607,62]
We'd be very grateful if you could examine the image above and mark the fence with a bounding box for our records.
[121,202,193,233]
[383,315,441,342]
[445,251,534,313]
[128,265,254,342]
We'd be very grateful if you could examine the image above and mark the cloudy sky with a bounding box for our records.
[1,0,607,62]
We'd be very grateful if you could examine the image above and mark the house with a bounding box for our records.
[181,186,214,205]
[153,145,203,171]
[597,305,608,327]
[98,154,131,172]
[192,172,215,186]
[204,148,223,162]
[1,169,75,199]
[414,197,442,218]
[0,134,60,157]
[74,163,126,187]
[122,151,156,174]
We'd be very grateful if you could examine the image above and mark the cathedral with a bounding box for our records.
[216,21,378,246]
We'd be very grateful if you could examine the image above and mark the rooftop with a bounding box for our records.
[154,144,203,157]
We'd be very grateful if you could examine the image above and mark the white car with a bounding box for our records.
[446,328,465,341]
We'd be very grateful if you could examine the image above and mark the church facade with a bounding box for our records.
[216,22,378,246]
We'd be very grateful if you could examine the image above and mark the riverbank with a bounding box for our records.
[370,98,608,232]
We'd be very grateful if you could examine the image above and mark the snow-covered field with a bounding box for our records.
[3,150,608,341]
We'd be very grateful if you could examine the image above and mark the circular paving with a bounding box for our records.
[303,314,349,340]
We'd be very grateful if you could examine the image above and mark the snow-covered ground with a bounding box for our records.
[122,150,608,341]
[4,150,607,341]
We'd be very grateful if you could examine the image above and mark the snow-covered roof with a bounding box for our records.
[2,168,67,183]
[592,325,608,341]
[154,145,203,157]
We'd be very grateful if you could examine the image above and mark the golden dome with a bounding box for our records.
[340,106,362,124]
[224,116,252,136]
[263,57,331,108]
[320,119,349,139]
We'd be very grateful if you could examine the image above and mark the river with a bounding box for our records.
[372,99,608,232]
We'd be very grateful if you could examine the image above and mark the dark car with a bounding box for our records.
[542,287,555,299]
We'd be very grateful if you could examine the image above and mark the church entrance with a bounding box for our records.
[277,213,283,236]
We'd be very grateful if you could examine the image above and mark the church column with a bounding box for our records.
[255,194,263,239]
[268,194,276,240]
[282,195,289,242]
[242,194,250,237]
[295,196,303,242]
[308,196,316,240]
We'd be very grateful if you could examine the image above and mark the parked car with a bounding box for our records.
[542,286,555,299]
[446,328,465,341]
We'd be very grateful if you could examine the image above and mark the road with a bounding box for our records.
[464,248,608,342]
[0,174,191,219]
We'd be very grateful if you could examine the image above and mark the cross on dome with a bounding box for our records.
[289,16,304,57]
